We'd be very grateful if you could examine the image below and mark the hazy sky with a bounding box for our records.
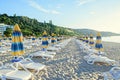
[0,0,120,33]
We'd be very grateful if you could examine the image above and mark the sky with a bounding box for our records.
[0,0,120,33]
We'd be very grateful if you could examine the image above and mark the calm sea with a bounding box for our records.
[101,36,120,43]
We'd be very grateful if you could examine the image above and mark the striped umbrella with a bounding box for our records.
[95,32,103,52]
[57,34,60,42]
[42,31,48,51]
[89,34,94,47]
[85,36,89,43]
[79,36,83,41]
[0,39,2,48]
[11,24,24,56]
[32,37,36,43]
[51,33,56,46]
[82,35,86,42]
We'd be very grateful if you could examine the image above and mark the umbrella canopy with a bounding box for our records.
[32,37,36,43]
[42,31,48,50]
[85,36,89,43]
[79,36,83,41]
[51,33,56,44]
[11,24,24,56]
[82,35,86,42]
[0,39,2,48]
[95,32,103,51]
[57,34,60,41]
[89,34,94,47]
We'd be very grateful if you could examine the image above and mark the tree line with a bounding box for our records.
[0,14,75,37]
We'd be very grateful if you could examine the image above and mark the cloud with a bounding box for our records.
[28,0,60,14]
[77,0,96,6]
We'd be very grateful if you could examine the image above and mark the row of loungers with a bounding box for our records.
[0,38,72,80]
[76,39,120,80]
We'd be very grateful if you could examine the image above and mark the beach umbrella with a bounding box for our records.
[57,34,60,42]
[32,37,36,43]
[82,35,86,42]
[79,36,83,41]
[89,34,94,48]
[11,24,24,62]
[42,31,48,51]
[95,32,103,53]
[59,35,63,41]
[51,33,56,46]
[0,39,2,48]
[85,35,89,43]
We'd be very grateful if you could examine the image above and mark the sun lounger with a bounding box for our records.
[24,45,32,49]
[29,51,55,59]
[0,62,33,80]
[45,51,56,55]
[86,55,116,66]
[103,67,120,80]
[47,46,60,51]
[0,50,7,53]
[19,58,46,75]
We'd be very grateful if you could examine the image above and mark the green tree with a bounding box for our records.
[0,13,78,36]
[4,28,13,37]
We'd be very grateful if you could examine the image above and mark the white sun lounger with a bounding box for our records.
[86,55,116,66]
[19,58,46,75]
[103,67,120,80]
[47,46,60,51]
[54,44,61,48]
[29,51,55,59]
[0,62,33,80]
[0,50,7,53]
[45,51,56,55]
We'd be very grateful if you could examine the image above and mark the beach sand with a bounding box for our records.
[32,39,120,80]
[103,42,120,61]
[1,39,120,80]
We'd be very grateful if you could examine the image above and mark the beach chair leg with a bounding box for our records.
[31,75,35,80]
[44,68,49,78]
[103,73,108,80]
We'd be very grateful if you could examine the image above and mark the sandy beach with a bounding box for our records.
[31,39,120,80]
[103,42,120,61]
[1,38,120,80]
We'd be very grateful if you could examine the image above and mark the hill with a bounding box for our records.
[0,14,75,37]
[74,29,120,37]
[0,13,119,37]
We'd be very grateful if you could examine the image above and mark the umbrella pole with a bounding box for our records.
[98,51,101,56]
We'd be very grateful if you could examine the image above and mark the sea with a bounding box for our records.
[100,36,120,43]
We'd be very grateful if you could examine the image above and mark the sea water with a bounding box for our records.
[97,36,120,43]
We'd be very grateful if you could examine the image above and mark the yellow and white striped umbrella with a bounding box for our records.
[95,32,103,51]
[11,24,24,56]
[42,31,48,50]
[89,34,94,47]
